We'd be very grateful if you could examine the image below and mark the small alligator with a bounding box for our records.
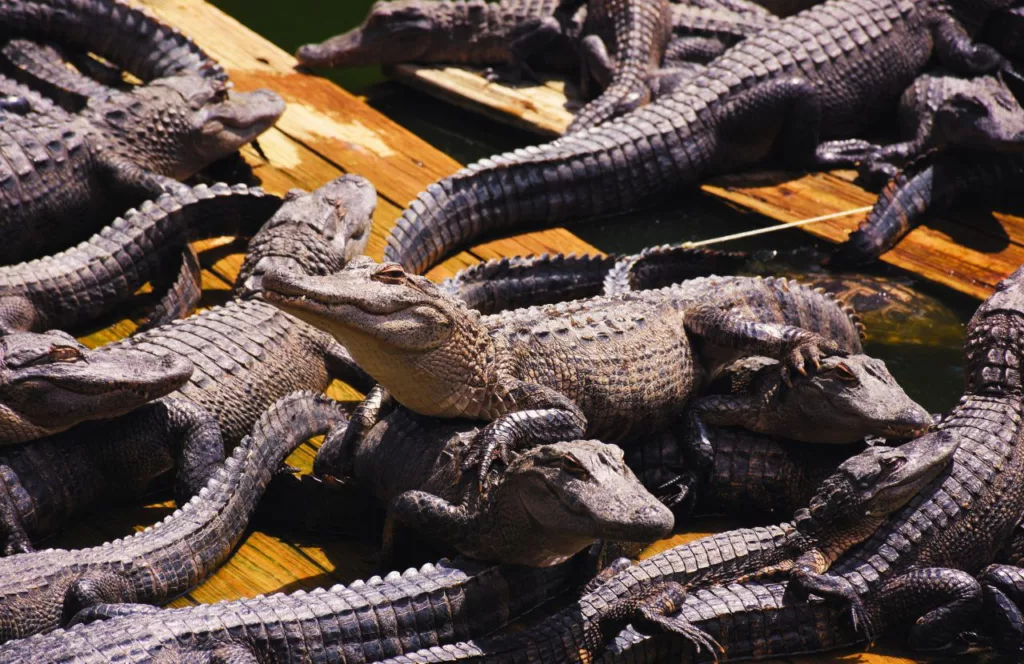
[264,259,902,485]
[0,182,282,334]
[0,556,579,663]
[0,390,348,643]
[561,0,673,132]
[296,0,775,84]
[0,39,129,112]
[0,73,284,264]
[104,175,376,448]
[0,0,227,87]
[0,330,192,446]
[317,405,673,567]
[383,0,1014,275]
[344,427,955,663]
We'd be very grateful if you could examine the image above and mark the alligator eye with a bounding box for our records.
[553,454,590,479]
[831,362,859,384]
[882,456,907,472]
[49,346,83,363]
[372,265,407,284]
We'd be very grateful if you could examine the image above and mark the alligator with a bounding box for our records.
[0,182,282,334]
[0,73,284,264]
[389,261,1024,662]
[0,390,350,643]
[262,259,926,487]
[0,0,227,87]
[296,0,775,84]
[382,0,1014,275]
[377,427,957,663]
[104,175,376,448]
[0,557,581,663]
[315,404,673,567]
[0,39,127,111]
[560,0,673,133]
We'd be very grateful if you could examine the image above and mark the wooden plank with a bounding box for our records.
[388,63,1024,299]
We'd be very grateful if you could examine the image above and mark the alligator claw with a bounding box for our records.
[630,582,724,660]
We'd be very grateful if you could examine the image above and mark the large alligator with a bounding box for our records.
[382,0,1013,275]
[0,390,348,643]
[375,262,1024,663]
[263,259,927,485]
[0,73,284,264]
[0,183,282,334]
[296,0,775,83]
[561,0,673,132]
[316,405,673,567]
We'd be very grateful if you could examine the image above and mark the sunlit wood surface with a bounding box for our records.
[390,62,1023,300]
[41,1,959,662]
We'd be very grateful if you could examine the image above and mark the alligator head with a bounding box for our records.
[263,258,489,415]
[795,429,957,534]
[89,74,286,180]
[0,331,193,445]
[235,175,377,298]
[490,440,674,567]
[297,1,437,68]
[772,354,931,444]
[933,75,1024,150]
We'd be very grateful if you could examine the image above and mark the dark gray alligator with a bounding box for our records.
[377,261,1024,662]
[376,428,957,663]
[0,183,282,334]
[315,405,673,567]
[560,0,673,132]
[296,0,775,83]
[382,0,1014,275]
[0,556,579,663]
[104,175,376,447]
[0,390,348,643]
[0,73,283,264]
[263,259,927,487]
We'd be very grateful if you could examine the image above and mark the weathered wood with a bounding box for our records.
[389,63,1024,299]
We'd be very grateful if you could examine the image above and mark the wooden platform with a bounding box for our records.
[391,63,1024,300]
[46,2,937,662]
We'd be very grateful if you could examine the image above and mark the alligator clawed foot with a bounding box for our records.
[781,336,844,386]
[461,438,511,491]
[631,582,724,660]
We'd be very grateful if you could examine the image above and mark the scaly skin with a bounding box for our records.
[105,175,376,447]
[296,0,774,83]
[0,0,227,85]
[383,0,1012,275]
[319,406,673,567]
[0,39,126,111]
[0,183,282,334]
[0,391,348,643]
[0,556,578,663]
[832,150,1024,265]
[264,259,898,486]
[0,74,284,264]
[565,0,673,133]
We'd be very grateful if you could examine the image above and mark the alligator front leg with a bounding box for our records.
[785,552,873,636]
[928,13,1005,75]
[683,306,845,385]
[161,399,225,505]
[578,35,616,99]
[460,381,587,485]
[977,564,1024,653]
[314,384,393,479]
[387,490,475,553]
[490,18,565,84]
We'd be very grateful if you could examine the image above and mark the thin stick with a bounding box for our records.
[681,206,873,248]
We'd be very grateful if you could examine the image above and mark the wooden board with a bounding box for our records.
[43,3,928,662]
[390,63,1024,300]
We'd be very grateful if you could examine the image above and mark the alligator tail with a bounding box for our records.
[0,0,227,84]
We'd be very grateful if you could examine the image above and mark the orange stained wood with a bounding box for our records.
[390,63,1024,300]
[50,1,932,662]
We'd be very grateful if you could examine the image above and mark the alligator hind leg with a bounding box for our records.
[578,35,615,100]
[314,384,393,479]
[138,246,203,331]
[0,295,40,333]
[0,470,33,555]
[870,568,983,651]
[978,564,1024,653]
[489,17,564,84]
[62,571,132,626]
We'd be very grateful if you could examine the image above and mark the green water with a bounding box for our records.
[212,0,976,414]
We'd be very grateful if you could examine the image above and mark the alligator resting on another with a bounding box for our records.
[382,0,1014,275]
[265,259,931,486]
[315,405,673,567]
[0,390,348,643]
[0,73,284,264]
